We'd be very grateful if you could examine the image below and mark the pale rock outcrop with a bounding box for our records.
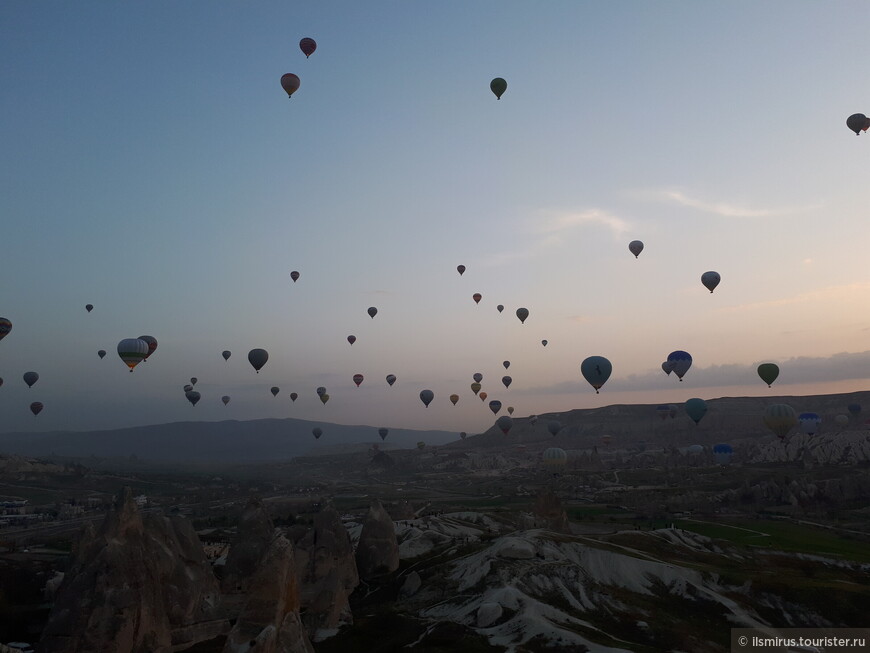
[355,499,399,579]
[532,489,570,533]
[38,487,226,653]
[290,505,359,639]
[399,570,421,599]
[221,535,313,653]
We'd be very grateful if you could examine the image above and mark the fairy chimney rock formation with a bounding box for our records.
[354,499,399,579]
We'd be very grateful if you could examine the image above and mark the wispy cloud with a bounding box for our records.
[534,208,631,238]
[658,189,821,218]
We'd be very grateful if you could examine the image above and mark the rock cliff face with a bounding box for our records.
[354,499,399,579]
[221,535,313,653]
[221,496,276,595]
[290,505,359,640]
[38,487,226,653]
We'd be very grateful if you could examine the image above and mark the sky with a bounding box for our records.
[2,1,870,436]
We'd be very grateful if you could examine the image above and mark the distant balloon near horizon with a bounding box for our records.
[685,397,708,425]
[713,443,733,465]
[30,402,43,416]
[280,73,300,98]
[290,270,300,282]
[347,335,356,345]
[420,389,434,407]
[628,240,644,258]
[457,264,466,276]
[118,338,149,372]
[834,414,849,427]
[299,37,316,58]
[312,427,322,439]
[23,371,39,388]
[846,113,870,135]
[222,395,230,405]
[460,431,467,440]
[222,350,231,361]
[656,404,670,420]
[472,293,482,304]
[542,447,567,468]
[580,356,612,393]
[507,406,514,415]
[764,404,797,439]
[516,307,529,324]
[248,348,268,373]
[85,304,93,312]
[378,427,388,441]
[271,386,279,397]
[798,412,821,435]
[496,415,513,434]
[848,403,861,418]
[666,350,692,381]
[757,363,780,387]
[701,271,721,293]
[386,374,397,387]
[189,377,197,386]
[490,77,507,99]
[97,350,106,359]
[0,318,10,341]
[367,306,378,319]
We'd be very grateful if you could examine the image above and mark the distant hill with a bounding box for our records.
[0,418,459,464]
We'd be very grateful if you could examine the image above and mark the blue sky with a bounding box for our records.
[2,1,870,435]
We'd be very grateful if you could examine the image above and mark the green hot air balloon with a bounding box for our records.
[580,356,612,393]
[490,77,507,99]
[470,382,482,395]
[118,338,149,372]
[764,404,797,440]
[757,363,779,387]
[685,398,708,425]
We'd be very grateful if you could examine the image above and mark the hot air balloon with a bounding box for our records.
[190,377,197,386]
[320,393,330,405]
[118,338,149,371]
[248,348,268,373]
[479,391,488,402]
[685,398,707,425]
[0,378,3,387]
[542,447,567,468]
[312,427,323,439]
[370,427,386,442]
[687,444,703,454]
[85,304,93,312]
[712,443,733,465]
[490,77,507,99]
[183,384,193,393]
[666,351,692,381]
[473,372,483,383]
[222,395,230,405]
[580,356,612,393]
[271,386,280,397]
[0,318,10,341]
[798,412,821,435]
[507,406,514,415]
[417,441,426,450]
[541,340,548,347]
[662,360,674,376]
[353,374,364,387]
[516,307,529,324]
[834,414,849,427]
[449,394,459,405]
[290,270,300,282]
[846,113,870,135]
[135,335,157,361]
[316,386,326,396]
[628,240,644,258]
[98,350,106,359]
[489,400,502,415]
[497,304,504,313]
[460,432,467,439]
[473,293,482,304]
[280,73,300,98]
[757,363,779,387]
[701,271,721,293]
[420,389,434,407]
[299,37,316,58]
[367,307,378,319]
[848,403,862,418]
[502,361,510,370]
[386,374,397,386]
[290,392,298,402]
[30,402,43,416]
[185,391,201,406]
[471,382,482,395]
[457,265,466,276]
[764,404,797,439]
[496,415,513,434]
[222,350,231,361]
[347,335,356,345]
[656,404,670,420]
[502,375,512,389]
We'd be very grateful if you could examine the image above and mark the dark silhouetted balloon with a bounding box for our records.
[138,336,157,360]
[846,113,870,135]
[848,403,861,417]
[701,271,721,293]
[798,412,821,435]
[488,400,502,415]
[472,293,482,304]
[190,377,197,386]
[580,356,612,393]
[30,401,43,416]
[541,339,548,347]
[222,395,230,405]
[290,270,300,282]
[248,348,268,373]
[118,338,149,371]
[312,427,323,439]
[347,335,356,345]
[628,240,644,258]
[497,304,504,313]
[516,307,529,324]
[378,427,388,440]
[685,398,707,425]
[471,382,481,395]
[316,386,326,396]
[222,350,231,361]
[85,304,93,312]
[299,37,316,58]
[502,375,512,389]
[490,77,507,99]
[353,373,364,387]
[98,350,106,359]
[460,431,467,439]
[507,406,514,415]
[449,394,459,405]
[457,265,466,276]
[0,318,10,341]
[757,363,779,387]
[281,73,300,98]
[473,372,483,383]
[183,384,193,393]
[290,392,298,402]
[496,415,513,434]
[271,386,280,397]
[368,307,378,319]
[319,393,330,405]
[386,374,396,386]
[667,351,692,381]
[185,391,201,406]
[420,389,434,407]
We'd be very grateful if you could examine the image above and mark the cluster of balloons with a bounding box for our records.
[117,336,157,372]
[279,38,316,98]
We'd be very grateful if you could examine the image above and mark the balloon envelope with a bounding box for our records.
[496,415,513,434]
[701,271,721,293]
[502,375,512,389]
[280,73,300,97]
[98,350,106,359]
[449,394,459,405]
[547,420,561,436]
[542,447,567,467]
[848,403,861,417]
[580,356,612,393]
[85,304,93,312]
[846,113,870,135]
[312,427,322,439]
[183,384,193,393]
[488,400,502,415]
[347,335,356,345]
[299,37,316,58]
[685,398,708,424]
[503,361,510,370]
[222,350,231,361]
[470,382,481,395]
[222,395,230,405]
[386,374,397,386]
[420,389,434,407]
[473,373,483,383]
[367,307,378,319]
[516,307,529,323]
[118,338,149,371]
[764,404,797,439]
[23,371,39,387]
[541,339,548,347]
[757,363,779,387]
[185,391,201,406]
[316,386,326,396]
[30,402,43,416]
[353,374,364,387]
[497,305,504,313]
[628,240,643,258]
[472,293,482,304]
[457,265,466,276]
[798,412,821,435]
[479,391,487,401]
[713,443,733,465]
[290,270,300,282]
[271,386,280,396]
[0,318,10,341]
[378,427,388,440]
[507,406,514,415]
[137,336,158,360]
[248,348,269,373]
[290,392,298,402]
[666,351,692,380]
[320,393,330,405]
[490,77,507,99]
